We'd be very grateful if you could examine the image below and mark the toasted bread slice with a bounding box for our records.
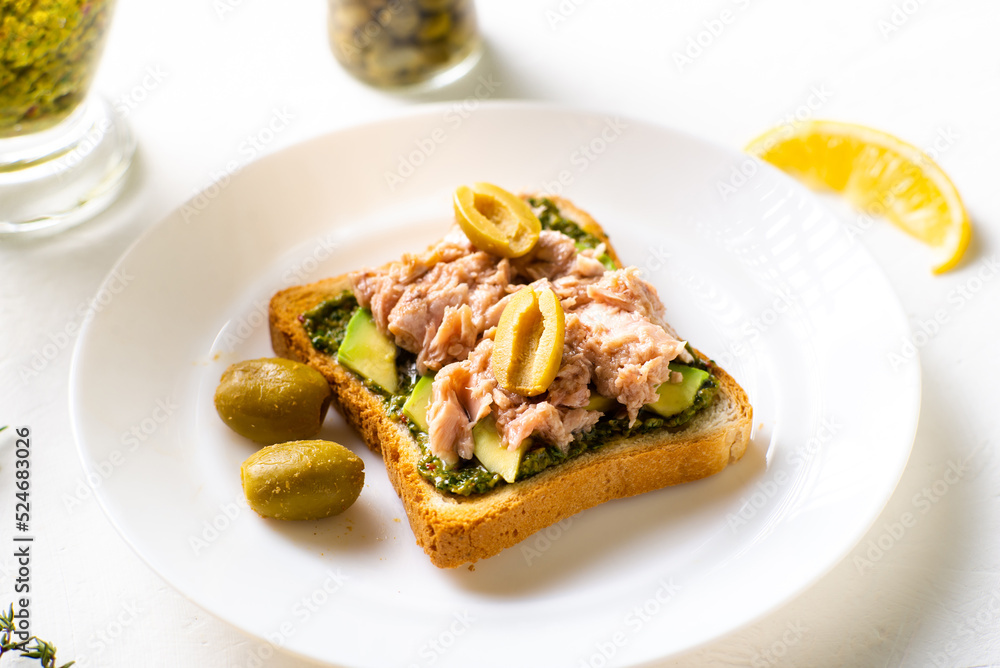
[268,196,752,568]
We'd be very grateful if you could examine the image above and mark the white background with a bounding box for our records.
[2,0,999,666]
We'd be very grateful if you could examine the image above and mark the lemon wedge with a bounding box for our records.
[746,121,971,273]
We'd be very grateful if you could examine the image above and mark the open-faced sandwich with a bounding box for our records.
[268,184,752,568]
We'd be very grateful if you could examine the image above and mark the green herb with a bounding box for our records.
[0,604,74,668]
[0,604,20,653]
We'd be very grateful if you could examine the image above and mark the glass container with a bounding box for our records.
[0,0,135,235]
[328,0,482,90]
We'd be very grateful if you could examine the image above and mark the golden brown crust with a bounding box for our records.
[268,201,752,568]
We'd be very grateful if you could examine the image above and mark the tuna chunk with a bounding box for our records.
[512,231,580,281]
[427,366,474,467]
[352,235,512,373]
[545,351,592,408]
[353,228,688,464]
[572,251,608,279]
[428,339,496,465]
[562,268,688,423]
[352,232,473,333]
[498,401,600,453]
[428,336,600,461]
[351,229,606,374]
[512,231,608,283]
[426,305,478,365]
[586,266,669,328]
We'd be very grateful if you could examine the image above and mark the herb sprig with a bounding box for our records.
[0,605,74,668]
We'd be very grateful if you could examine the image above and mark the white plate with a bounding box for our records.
[70,103,919,667]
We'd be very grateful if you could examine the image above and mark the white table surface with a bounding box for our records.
[3,0,999,666]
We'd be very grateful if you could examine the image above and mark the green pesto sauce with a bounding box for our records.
[416,431,502,496]
[517,376,718,479]
[529,196,617,270]
[301,292,422,409]
[0,0,115,136]
[301,291,357,355]
[299,221,718,497]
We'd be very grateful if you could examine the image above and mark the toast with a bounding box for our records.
[269,195,752,568]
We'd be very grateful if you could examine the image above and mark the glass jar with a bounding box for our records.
[0,0,135,235]
[328,0,481,90]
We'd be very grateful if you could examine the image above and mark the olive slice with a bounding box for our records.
[453,182,541,258]
[491,286,565,396]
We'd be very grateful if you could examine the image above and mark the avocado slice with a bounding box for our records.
[337,309,398,394]
[646,364,711,418]
[472,416,528,483]
[585,393,617,413]
[402,374,434,432]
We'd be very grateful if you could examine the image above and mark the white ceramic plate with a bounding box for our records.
[70,103,919,667]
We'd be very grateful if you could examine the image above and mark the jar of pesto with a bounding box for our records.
[328,0,482,90]
[0,0,134,234]
[1,0,116,136]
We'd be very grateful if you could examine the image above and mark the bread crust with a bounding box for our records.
[268,200,752,568]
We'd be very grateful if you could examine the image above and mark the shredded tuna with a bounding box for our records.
[352,236,512,373]
[545,351,592,408]
[558,269,688,423]
[426,365,474,467]
[584,266,695,364]
[352,233,473,333]
[425,304,477,369]
[427,340,495,464]
[586,266,666,323]
[351,229,605,374]
[511,231,580,281]
[535,269,686,424]
[459,338,496,423]
[353,226,689,463]
[572,252,608,278]
[498,402,600,453]
[428,336,600,459]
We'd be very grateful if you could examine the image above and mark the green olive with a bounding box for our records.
[453,183,541,258]
[491,286,565,396]
[214,358,332,444]
[241,440,365,520]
